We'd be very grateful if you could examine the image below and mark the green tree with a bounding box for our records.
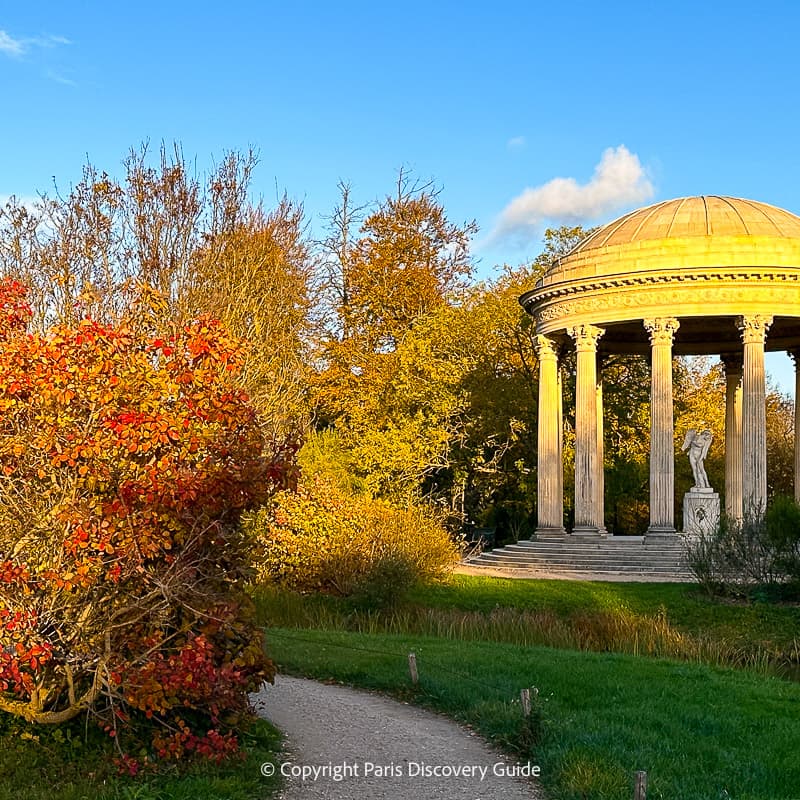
[310,224,585,536]
[599,354,651,534]
[533,225,588,266]
[315,259,541,538]
[766,389,794,499]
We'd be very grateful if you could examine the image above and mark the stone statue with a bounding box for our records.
[681,428,713,489]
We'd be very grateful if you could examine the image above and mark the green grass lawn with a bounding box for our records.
[253,574,800,678]
[266,626,800,800]
[9,574,792,799]
[256,574,800,798]
[0,713,282,800]
[410,574,800,650]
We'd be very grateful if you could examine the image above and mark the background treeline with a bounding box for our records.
[0,144,794,541]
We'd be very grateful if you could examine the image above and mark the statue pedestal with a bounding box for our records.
[682,487,720,536]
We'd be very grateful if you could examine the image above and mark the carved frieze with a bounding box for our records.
[532,272,800,333]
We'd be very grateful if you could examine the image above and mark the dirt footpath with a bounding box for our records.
[254,675,543,799]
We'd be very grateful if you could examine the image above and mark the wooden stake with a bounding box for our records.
[520,688,531,717]
[634,770,647,800]
[408,652,418,685]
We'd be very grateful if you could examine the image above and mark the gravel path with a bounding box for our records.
[253,675,543,800]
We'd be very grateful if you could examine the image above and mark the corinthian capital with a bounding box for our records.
[736,315,773,345]
[643,317,680,346]
[567,324,604,352]
[534,334,559,361]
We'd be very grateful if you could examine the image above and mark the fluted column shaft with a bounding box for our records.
[569,324,604,534]
[791,350,800,505]
[556,358,564,520]
[534,335,564,534]
[596,360,606,533]
[722,353,743,521]
[737,315,772,518]
[644,318,679,533]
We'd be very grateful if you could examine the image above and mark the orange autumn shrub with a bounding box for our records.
[249,477,461,604]
[0,278,293,763]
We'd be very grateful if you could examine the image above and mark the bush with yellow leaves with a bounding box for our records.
[248,478,461,605]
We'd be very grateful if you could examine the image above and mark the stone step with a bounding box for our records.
[471,556,686,569]
[511,536,649,544]
[474,547,688,559]
[470,568,692,581]
[479,547,671,552]
[468,563,690,578]
[506,540,685,550]
[499,548,686,559]
[473,553,686,565]
[473,549,687,559]
[476,550,684,564]
[465,535,694,578]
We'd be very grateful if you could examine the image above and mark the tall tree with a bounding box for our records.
[344,170,475,351]
[190,199,315,437]
[0,143,314,439]
[322,267,539,521]
[314,171,477,427]
[766,390,794,499]
[0,143,254,330]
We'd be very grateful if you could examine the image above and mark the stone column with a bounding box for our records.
[721,353,743,521]
[644,318,680,534]
[791,350,800,505]
[568,324,604,534]
[737,315,773,518]
[534,335,565,536]
[596,357,607,534]
[556,355,565,522]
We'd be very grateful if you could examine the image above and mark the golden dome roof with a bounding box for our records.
[571,196,800,253]
[536,196,800,290]
[522,196,800,352]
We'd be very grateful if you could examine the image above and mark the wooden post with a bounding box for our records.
[408,653,418,685]
[520,688,531,717]
[634,770,647,800]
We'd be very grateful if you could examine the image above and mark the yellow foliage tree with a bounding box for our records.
[0,144,315,440]
[190,200,314,437]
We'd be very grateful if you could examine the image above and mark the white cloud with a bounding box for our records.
[491,145,654,245]
[45,69,76,86]
[40,34,72,46]
[0,30,25,56]
[507,136,526,150]
[0,29,71,58]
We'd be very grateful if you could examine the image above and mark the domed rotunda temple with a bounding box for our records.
[520,196,800,540]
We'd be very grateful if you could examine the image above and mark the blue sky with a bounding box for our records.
[1,1,799,389]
